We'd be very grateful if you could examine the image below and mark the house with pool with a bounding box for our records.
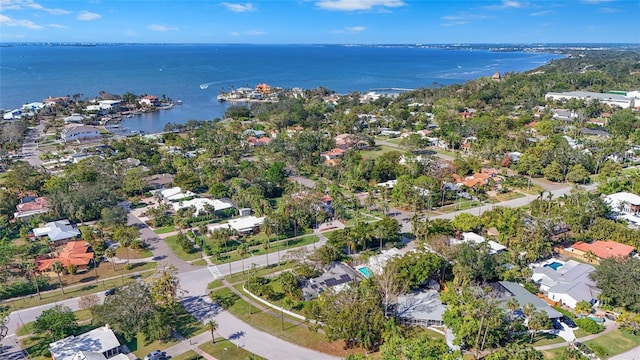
[531,259,600,309]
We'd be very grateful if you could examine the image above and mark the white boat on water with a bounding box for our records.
[217,94,227,102]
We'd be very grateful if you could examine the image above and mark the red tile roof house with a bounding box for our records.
[245,136,272,147]
[36,240,95,273]
[14,193,50,221]
[570,240,636,264]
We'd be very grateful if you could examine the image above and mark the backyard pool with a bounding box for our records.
[358,266,372,278]
[544,261,564,270]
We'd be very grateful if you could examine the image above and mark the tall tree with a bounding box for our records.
[206,319,219,344]
[51,260,65,294]
[34,305,78,341]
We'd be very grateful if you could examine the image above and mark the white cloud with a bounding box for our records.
[230,30,265,36]
[441,20,467,26]
[48,23,68,28]
[77,11,101,21]
[148,24,179,31]
[332,25,367,33]
[530,10,553,16]
[0,14,43,29]
[598,7,619,13]
[221,2,256,12]
[316,0,405,11]
[484,0,527,10]
[0,0,70,15]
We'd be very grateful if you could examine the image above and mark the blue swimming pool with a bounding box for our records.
[544,261,563,270]
[358,267,372,278]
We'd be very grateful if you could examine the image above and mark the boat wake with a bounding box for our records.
[200,83,212,90]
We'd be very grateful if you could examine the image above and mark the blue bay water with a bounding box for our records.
[0,44,561,134]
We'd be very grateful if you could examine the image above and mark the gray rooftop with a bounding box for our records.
[301,262,360,300]
[49,326,120,360]
[396,290,446,322]
[498,281,562,319]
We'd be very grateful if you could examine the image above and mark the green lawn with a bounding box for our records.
[209,287,347,356]
[8,265,156,311]
[541,347,567,359]
[361,145,404,159]
[154,226,176,234]
[191,259,208,266]
[210,235,319,265]
[584,329,640,359]
[17,309,92,336]
[199,339,265,360]
[494,191,526,202]
[171,350,201,360]
[222,261,296,284]
[164,234,203,261]
[123,306,207,359]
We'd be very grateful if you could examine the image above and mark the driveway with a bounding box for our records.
[127,213,196,273]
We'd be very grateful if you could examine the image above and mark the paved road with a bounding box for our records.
[0,179,598,359]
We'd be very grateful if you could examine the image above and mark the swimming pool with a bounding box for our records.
[358,266,372,278]
[544,261,564,270]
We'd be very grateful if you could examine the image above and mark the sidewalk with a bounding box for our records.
[164,332,218,359]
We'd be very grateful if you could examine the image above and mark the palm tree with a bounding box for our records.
[584,250,597,264]
[206,319,218,344]
[51,260,65,294]
[23,261,41,300]
[262,238,270,266]
[237,243,248,274]
[113,226,138,264]
[105,247,117,271]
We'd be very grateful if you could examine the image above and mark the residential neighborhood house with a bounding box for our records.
[49,325,127,360]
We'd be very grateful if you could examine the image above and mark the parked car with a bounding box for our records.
[144,350,169,360]
[552,321,563,330]
[104,288,116,296]
[561,316,577,328]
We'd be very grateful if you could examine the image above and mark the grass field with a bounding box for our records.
[584,329,640,359]
[154,226,176,234]
[8,264,156,311]
[199,339,265,360]
[210,235,319,265]
[164,234,203,261]
[171,350,201,360]
[210,287,357,357]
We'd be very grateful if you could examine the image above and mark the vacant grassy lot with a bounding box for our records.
[199,339,266,360]
[584,329,640,359]
[164,234,203,261]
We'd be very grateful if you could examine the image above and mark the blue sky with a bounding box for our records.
[1,0,639,44]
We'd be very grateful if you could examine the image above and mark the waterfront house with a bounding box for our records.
[49,325,126,360]
[61,125,101,142]
[36,240,94,272]
[98,99,121,110]
[139,95,160,107]
[43,96,70,107]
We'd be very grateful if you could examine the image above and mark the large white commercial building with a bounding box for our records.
[545,91,635,109]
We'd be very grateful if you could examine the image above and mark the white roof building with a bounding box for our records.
[452,232,507,254]
[154,187,195,202]
[546,91,634,109]
[49,325,126,360]
[172,198,234,216]
[531,259,600,309]
[604,192,640,214]
[207,215,265,234]
[61,125,101,142]
[33,220,81,242]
